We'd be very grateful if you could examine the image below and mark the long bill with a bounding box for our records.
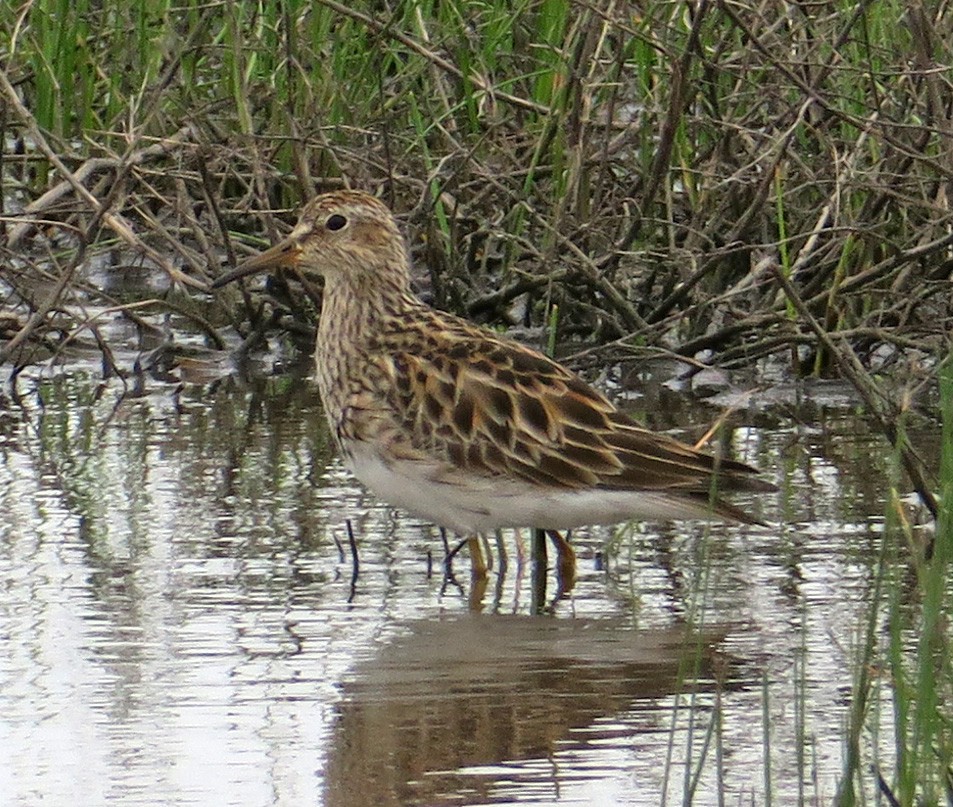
[211,237,303,288]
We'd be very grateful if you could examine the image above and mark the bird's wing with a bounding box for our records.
[378,331,765,496]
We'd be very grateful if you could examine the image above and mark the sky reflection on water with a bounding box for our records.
[0,368,930,806]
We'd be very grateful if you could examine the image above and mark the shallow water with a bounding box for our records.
[0,362,936,806]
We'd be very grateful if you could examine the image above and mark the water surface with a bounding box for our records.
[0,363,930,805]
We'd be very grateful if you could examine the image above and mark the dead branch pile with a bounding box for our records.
[0,1,950,385]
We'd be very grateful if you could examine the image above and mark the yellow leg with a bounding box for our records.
[467,535,488,579]
[548,530,577,593]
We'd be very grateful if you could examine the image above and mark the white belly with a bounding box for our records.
[345,443,714,534]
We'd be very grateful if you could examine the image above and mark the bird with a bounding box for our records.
[211,190,775,584]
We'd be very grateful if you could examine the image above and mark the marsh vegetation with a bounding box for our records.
[1,2,952,804]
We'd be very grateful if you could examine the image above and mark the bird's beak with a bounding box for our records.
[211,237,303,289]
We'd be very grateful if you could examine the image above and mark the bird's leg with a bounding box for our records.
[446,535,488,579]
[547,529,577,592]
[467,535,488,579]
[468,570,489,612]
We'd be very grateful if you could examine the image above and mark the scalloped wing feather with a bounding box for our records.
[375,326,769,507]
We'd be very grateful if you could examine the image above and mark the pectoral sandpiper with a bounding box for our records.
[212,190,774,583]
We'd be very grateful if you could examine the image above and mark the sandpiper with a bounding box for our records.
[212,190,774,580]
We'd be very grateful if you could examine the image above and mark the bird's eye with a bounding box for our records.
[326,214,347,231]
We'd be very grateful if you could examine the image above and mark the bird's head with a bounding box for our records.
[212,190,409,291]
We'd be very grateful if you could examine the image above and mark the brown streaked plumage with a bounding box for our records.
[212,191,775,575]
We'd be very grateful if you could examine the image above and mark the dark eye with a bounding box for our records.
[326,214,347,231]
